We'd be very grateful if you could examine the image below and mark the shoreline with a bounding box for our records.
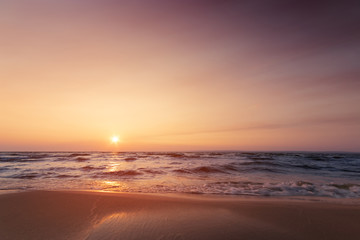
[2,188,360,203]
[1,190,359,240]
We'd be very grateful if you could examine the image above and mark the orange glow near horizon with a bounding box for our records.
[0,1,360,152]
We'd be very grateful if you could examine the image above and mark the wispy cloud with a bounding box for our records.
[141,115,360,138]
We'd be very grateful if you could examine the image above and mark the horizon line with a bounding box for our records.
[0,150,359,153]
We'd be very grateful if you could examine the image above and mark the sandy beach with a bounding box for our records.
[0,191,359,240]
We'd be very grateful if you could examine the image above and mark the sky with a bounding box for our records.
[1,0,360,151]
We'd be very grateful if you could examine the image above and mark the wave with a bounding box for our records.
[237,161,281,167]
[209,152,224,156]
[339,168,360,173]
[192,166,225,173]
[0,157,46,162]
[174,166,227,174]
[55,174,80,178]
[1,151,359,198]
[247,167,284,173]
[203,181,360,198]
[81,166,106,171]
[101,170,143,177]
[141,152,202,159]
[294,164,322,170]
[164,153,185,158]
[47,167,77,171]
[0,167,9,172]
[10,173,39,179]
[173,169,192,174]
[247,156,274,161]
[74,157,89,162]
[141,169,164,174]
[306,156,327,161]
[28,154,50,159]
[68,153,90,157]
[220,164,238,171]
[172,163,283,175]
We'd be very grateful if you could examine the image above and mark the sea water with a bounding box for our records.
[0,152,359,198]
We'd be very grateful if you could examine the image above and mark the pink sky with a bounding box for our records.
[1,0,360,151]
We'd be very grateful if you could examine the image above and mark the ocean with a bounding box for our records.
[0,152,359,198]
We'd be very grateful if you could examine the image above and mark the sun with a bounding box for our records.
[111,136,120,144]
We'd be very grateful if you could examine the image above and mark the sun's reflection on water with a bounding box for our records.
[98,180,130,192]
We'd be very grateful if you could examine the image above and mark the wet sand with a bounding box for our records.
[0,191,359,240]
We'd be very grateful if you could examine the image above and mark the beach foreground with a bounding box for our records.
[0,191,359,240]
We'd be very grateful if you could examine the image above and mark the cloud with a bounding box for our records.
[142,114,360,138]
